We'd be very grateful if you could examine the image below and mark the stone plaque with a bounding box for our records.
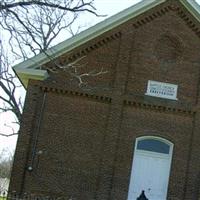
[146,80,178,100]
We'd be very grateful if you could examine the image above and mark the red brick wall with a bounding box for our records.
[10,1,200,199]
[126,10,200,105]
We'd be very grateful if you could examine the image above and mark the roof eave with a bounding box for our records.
[13,0,166,87]
[14,0,200,87]
[180,0,200,22]
[16,69,49,88]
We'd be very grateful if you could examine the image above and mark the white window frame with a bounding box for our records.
[135,136,174,158]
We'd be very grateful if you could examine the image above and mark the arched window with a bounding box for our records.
[136,138,170,154]
[135,136,173,156]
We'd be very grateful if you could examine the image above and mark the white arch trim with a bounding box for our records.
[135,136,174,157]
[136,135,174,146]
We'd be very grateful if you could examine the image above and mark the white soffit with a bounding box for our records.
[12,0,200,87]
[180,0,200,21]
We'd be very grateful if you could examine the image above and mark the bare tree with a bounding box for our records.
[0,148,13,179]
[0,0,100,58]
[0,41,23,135]
[0,177,9,195]
[0,148,13,195]
[0,0,104,136]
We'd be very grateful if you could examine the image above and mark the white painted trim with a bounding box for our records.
[15,69,49,87]
[14,0,166,87]
[127,136,174,200]
[180,0,200,22]
[13,0,200,87]
[15,68,48,77]
[135,136,174,156]
[13,0,165,71]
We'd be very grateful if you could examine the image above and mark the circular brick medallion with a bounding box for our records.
[154,34,183,64]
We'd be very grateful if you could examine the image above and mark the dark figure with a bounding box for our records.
[137,190,148,200]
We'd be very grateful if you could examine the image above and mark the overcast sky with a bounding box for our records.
[1,0,200,152]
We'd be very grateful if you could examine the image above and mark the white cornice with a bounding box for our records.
[180,0,200,21]
[13,0,200,88]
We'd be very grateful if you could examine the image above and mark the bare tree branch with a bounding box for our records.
[0,0,102,17]
[0,148,14,180]
[0,0,106,137]
[46,55,108,87]
[0,132,18,137]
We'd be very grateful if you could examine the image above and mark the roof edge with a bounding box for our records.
[13,0,165,71]
[180,0,200,22]
[16,69,49,88]
[13,0,200,87]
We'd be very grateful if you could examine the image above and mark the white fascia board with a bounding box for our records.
[13,0,165,72]
[13,0,200,87]
[16,68,49,78]
[16,68,49,88]
[180,0,200,22]
[14,0,167,87]
[14,0,200,88]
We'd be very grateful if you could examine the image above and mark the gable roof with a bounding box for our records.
[13,0,200,87]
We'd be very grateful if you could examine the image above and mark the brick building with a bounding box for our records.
[9,0,200,199]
